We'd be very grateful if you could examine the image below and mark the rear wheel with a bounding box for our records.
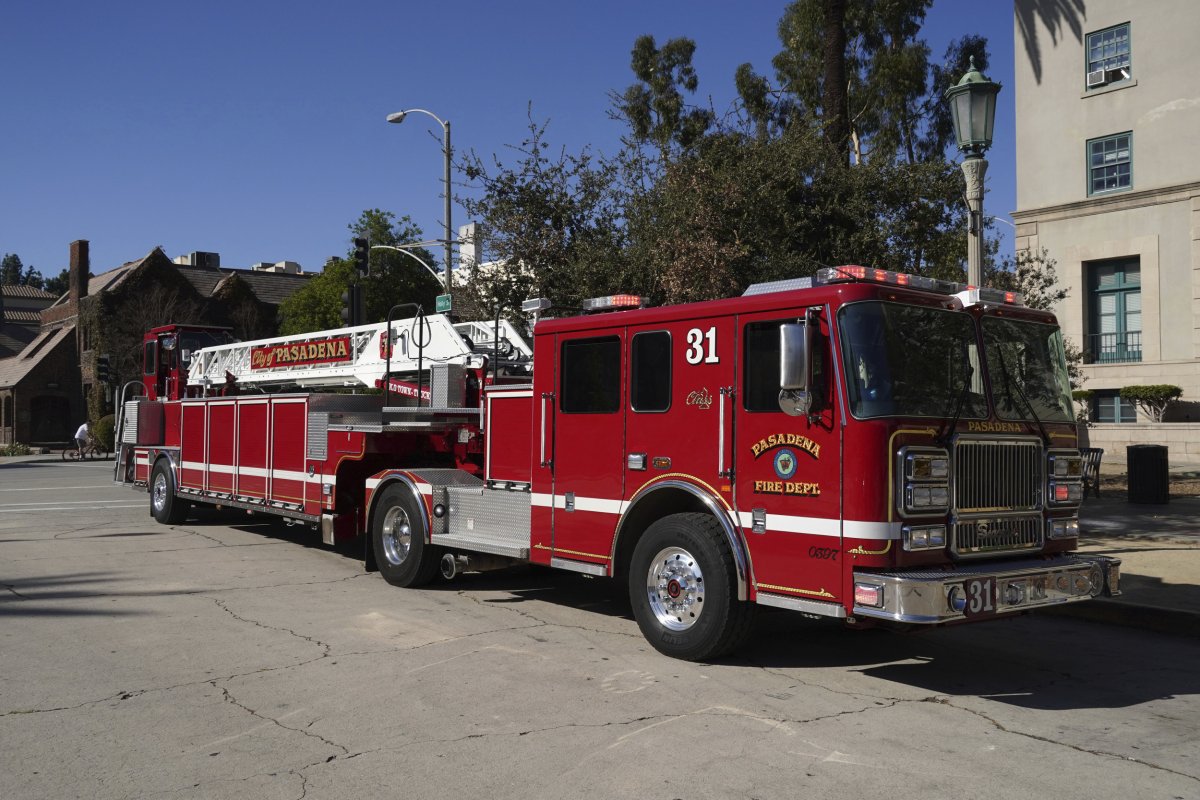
[629,512,755,661]
[150,461,189,524]
[372,484,440,588]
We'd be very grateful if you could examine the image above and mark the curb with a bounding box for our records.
[1041,599,1200,640]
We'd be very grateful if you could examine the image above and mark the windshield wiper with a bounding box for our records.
[996,351,1049,445]
[938,363,973,446]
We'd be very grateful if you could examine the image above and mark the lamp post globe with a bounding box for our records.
[944,56,1001,288]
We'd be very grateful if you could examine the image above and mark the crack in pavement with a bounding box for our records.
[2,582,31,600]
[939,697,1200,784]
[216,684,348,756]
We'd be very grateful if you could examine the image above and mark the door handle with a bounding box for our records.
[718,386,734,479]
[540,392,555,468]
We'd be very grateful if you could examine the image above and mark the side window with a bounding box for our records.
[144,341,157,375]
[560,336,621,414]
[743,318,823,412]
[631,331,671,412]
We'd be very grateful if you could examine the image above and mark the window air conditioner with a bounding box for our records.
[1086,69,1107,88]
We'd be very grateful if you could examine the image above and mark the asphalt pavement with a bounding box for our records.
[4,452,1198,638]
[1052,463,1200,638]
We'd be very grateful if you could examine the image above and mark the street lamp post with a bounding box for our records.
[944,56,1001,288]
[386,109,452,303]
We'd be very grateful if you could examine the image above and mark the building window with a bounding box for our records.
[1088,132,1131,195]
[630,331,671,412]
[1086,23,1131,88]
[1087,258,1141,363]
[560,336,621,414]
[1093,390,1136,423]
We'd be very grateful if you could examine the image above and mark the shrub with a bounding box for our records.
[1,442,32,457]
[1119,384,1183,423]
[93,414,116,451]
[1071,389,1094,425]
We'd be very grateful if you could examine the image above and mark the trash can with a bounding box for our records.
[1127,444,1169,504]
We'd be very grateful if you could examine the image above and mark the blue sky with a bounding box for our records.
[0,0,1016,281]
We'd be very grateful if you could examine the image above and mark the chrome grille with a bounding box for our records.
[953,515,1043,556]
[954,439,1042,513]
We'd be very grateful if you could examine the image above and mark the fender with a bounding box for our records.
[364,470,432,542]
[612,478,750,601]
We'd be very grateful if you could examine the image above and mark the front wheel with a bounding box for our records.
[371,484,440,588]
[150,461,189,524]
[629,512,756,661]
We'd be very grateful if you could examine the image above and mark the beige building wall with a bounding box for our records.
[1012,0,1200,443]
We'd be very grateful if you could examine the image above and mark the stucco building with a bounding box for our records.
[1012,0,1200,458]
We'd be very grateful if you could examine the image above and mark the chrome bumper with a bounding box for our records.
[852,555,1122,624]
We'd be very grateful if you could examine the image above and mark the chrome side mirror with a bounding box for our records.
[779,321,813,416]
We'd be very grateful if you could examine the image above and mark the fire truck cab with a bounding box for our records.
[117,267,1120,661]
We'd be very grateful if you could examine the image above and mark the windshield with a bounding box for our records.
[982,317,1074,423]
[838,302,987,419]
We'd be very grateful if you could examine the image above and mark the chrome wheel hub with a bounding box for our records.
[152,473,168,512]
[646,546,705,631]
[381,506,412,566]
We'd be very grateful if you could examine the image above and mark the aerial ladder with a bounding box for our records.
[186,314,532,393]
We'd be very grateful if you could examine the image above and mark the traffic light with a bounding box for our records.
[96,353,111,384]
[340,284,363,326]
[353,237,370,277]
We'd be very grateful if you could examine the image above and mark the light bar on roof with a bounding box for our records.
[815,266,1023,306]
[581,294,646,313]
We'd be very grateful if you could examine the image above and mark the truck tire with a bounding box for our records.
[629,512,755,661]
[372,484,440,588]
[150,460,189,525]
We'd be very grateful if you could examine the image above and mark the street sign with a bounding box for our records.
[435,294,452,314]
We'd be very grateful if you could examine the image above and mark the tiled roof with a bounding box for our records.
[0,326,73,388]
[175,264,228,298]
[233,270,312,305]
[42,249,312,312]
[0,322,38,358]
[3,310,43,324]
[1,284,56,300]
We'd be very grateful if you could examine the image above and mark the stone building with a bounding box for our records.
[0,240,311,446]
[1012,0,1200,459]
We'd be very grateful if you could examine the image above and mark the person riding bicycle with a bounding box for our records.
[74,421,88,453]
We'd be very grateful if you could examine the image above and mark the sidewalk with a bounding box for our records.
[1046,464,1200,638]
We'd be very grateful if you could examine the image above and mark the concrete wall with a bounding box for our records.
[1079,423,1200,466]
[1015,0,1200,210]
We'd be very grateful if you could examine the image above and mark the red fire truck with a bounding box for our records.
[116,266,1120,660]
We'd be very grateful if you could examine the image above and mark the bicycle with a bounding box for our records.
[62,433,109,461]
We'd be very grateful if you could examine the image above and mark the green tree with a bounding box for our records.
[0,254,47,288]
[43,268,71,297]
[459,115,629,315]
[1,253,24,285]
[615,35,714,160]
[278,210,440,335]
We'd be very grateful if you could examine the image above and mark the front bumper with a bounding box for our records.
[852,555,1122,624]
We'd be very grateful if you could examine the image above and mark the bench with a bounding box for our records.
[1081,447,1104,499]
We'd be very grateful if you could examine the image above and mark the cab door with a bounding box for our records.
[546,330,627,567]
[623,318,737,508]
[734,307,843,605]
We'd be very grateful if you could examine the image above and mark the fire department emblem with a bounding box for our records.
[773,449,798,480]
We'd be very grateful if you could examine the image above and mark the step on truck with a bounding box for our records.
[115,266,1121,661]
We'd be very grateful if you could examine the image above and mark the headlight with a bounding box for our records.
[900,447,950,515]
[1047,450,1083,506]
[903,524,947,551]
[1050,453,1083,478]
[1047,517,1080,540]
[906,453,949,480]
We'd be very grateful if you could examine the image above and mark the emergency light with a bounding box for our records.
[813,266,1024,307]
[581,294,647,313]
